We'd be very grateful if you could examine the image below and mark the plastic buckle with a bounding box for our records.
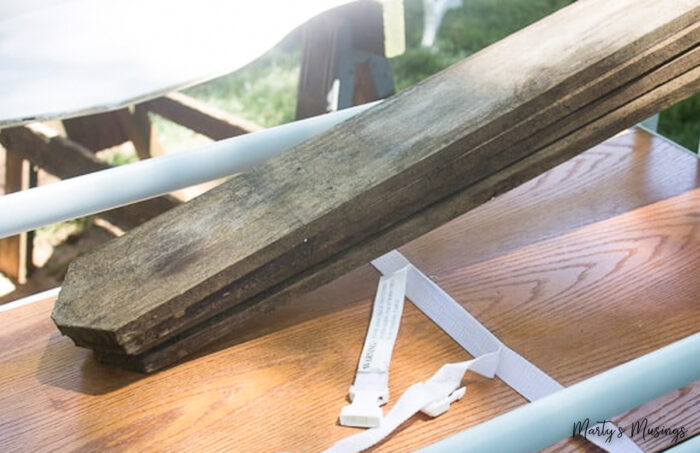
[421,386,466,417]
[339,385,389,428]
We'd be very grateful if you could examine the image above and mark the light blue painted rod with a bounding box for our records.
[417,332,700,453]
[0,101,378,239]
[665,435,700,453]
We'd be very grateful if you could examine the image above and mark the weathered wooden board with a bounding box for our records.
[58,0,700,354]
[52,0,700,368]
[95,64,700,372]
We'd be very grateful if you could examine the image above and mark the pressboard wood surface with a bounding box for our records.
[52,0,700,362]
[1,129,699,452]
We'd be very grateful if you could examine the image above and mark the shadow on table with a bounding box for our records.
[35,264,378,395]
[187,264,378,361]
[36,330,142,395]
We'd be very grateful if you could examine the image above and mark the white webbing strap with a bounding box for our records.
[323,351,502,453]
[284,250,644,453]
[339,268,408,428]
[369,250,642,453]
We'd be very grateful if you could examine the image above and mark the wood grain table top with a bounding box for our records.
[1,128,698,452]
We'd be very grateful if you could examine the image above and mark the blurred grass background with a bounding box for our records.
[150,0,698,152]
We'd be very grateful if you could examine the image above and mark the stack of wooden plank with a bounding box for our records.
[52,0,700,372]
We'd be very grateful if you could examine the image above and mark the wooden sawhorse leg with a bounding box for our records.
[295,0,399,120]
[0,149,36,284]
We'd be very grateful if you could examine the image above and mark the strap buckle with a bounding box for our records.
[339,385,389,428]
[420,386,466,417]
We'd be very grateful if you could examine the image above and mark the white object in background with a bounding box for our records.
[0,101,378,239]
[339,268,408,428]
[421,0,462,47]
[0,0,354,126]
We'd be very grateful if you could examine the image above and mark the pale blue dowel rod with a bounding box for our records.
[665,435,700,453]
[0,101,378,239]
[417,332,700,453]
[639,114,659,132]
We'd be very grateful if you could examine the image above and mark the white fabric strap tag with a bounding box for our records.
[339,267,408,428]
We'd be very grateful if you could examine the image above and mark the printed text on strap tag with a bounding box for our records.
[339,267,408,428]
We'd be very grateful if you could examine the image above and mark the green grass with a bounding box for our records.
[153,0,698,152]
[150,38,301,152]
[659,93,700,151]
[393,0,575,90]
[101,148,138,166]
[184,41,301,128]
[149,114,213,153]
